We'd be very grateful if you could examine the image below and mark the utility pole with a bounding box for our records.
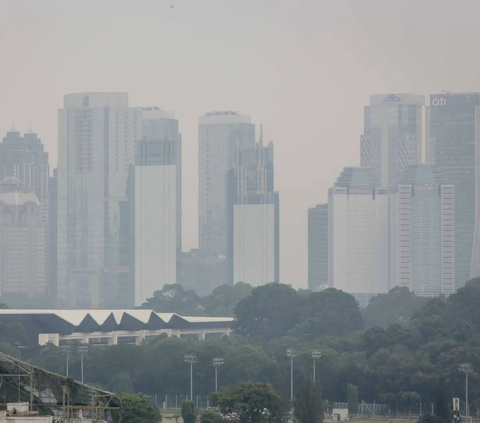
[287,348,296,416]
[61,345,72,378]
[78,345,89,383]
[184,354,198,401]
[311,351,321,383]
[460,363,473,418]
[212,358,224,392]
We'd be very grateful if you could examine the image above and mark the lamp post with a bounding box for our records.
[78,345,89,383]
[184,354,198,401]
[61,345,72,378]
[311,351,322,383]
[212,358,224,392]
[15,343,26,401]
[460,363,473,418]
[287,349,296,409]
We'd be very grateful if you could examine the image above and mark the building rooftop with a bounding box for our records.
[334,166,379,188]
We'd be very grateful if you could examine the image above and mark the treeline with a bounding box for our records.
[3,280,480,412]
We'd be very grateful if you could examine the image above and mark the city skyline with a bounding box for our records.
[3,0,480,289]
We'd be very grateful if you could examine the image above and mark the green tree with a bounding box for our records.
[116,392,161,423]
[233,283,304,339]
[398,391,421,415]
[299,289,364,338]
[209,382,286,423]
[363,286,427,328]
[347,384,358,415]
[202,282,253,317]
[110,371,135,393]
[293,375,323,423]
[434,379,451,423]
[141,284,202,315]
[200,410,223,423]
[181,400,196,423]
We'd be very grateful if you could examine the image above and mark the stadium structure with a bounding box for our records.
[0,310,233,346]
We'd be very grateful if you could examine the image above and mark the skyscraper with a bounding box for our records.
[0,131,49,223]
[308,204,328,292]
[48,169,58,302]
[57,92,142,308]
[430,93,480,288]
[198,111,255,256]
[142,107,182,271]
[361,94,429,189]
[129,139,177,307]
[0,177,46,299]
[390,164,455,297]
[226,134,279,287]
[328,167,388,307]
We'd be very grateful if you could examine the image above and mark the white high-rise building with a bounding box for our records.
[132,164,176,306]
[390,164,455,297]
[198,111,255,256]
[57,92,142,308]
[328,167,388,307]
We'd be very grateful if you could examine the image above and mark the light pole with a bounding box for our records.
[212,358,224,392]
[61,345,72,378]
[312,351,321,383]
[15,343,26,402]
[287,349,296,410]
[460,363,473,418]
[78,345,89,383]
[184,353,198,401]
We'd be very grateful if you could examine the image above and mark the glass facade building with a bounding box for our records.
[390,164,455,297]
[142,107,182,271]
[198,111,255,256]
[57,92,142,308]
[430,93,480,288]
[328,167,389,307]
[226,136,279,287]
[361,94,429,189]
[308,204,328,292]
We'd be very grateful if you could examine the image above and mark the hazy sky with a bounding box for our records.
[1,0,480,288]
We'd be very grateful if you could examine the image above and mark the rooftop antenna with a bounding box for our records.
[11,121,15,132]
[29,123,33,133]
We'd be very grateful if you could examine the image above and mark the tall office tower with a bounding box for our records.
[226,134,279,287]
[390,164,455,297]
[0,131,49,223]
[0,177,46,299]
[361,94,429,189]
[57,92,142,308]
[198,111,255,256]
[328,167,388,307]
[142,107,182,272]
[308,204,328,292]
[430,93,480,288]
[128,139,177,307]
[48,169,58,302]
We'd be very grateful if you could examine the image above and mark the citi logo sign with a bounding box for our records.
[432,97,447,106]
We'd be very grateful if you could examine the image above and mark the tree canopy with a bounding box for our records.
[209,382,286,423]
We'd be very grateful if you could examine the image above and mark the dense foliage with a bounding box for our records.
[209,382,286,423]
[293,375,323,423]
[5,280,480,415]
[115,392,162,423]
